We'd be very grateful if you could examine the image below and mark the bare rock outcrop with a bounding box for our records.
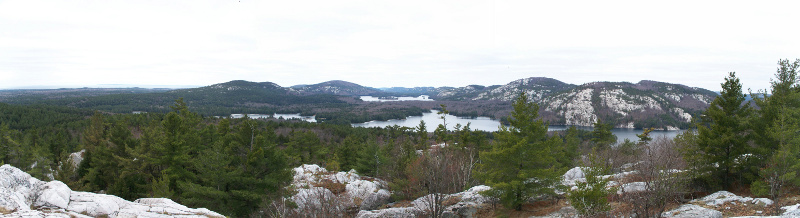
[662,204,723,218]
[290,164,392,212]
[0,164,223,218]
[356,185,491,218]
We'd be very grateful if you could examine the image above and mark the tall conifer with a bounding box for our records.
[475,92,567,210]
[689,72,752,190]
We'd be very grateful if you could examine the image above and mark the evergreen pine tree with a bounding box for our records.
[688,72,752,190]
[79,112,120,191]
[416,120,428,149]
[285,130,323,164]
[475,92,566,210]
[336,136,360,171]
[636,127,654,145]
[750,59,800,212]
[562,126,581,168]
[568,149,615,216]
[435,104,451,145]
[355,140,385,177]
[752,105,800,211]
[752,59,800,157]
[590,119,616,149]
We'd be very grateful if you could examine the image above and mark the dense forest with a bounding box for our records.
[0,94,589,217]
[2,59,800,217]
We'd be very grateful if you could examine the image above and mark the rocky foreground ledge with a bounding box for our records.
[0,164,223,218]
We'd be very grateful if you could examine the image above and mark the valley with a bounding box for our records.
[0,77,718,130]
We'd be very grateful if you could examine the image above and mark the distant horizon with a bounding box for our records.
[0,77,736,93]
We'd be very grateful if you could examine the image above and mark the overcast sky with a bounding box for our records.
[1,1,799,91]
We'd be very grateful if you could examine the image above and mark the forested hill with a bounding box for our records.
[5,80,347,116]
[290,80,383,96]
[166,80,344,106]
[0,87,171,104]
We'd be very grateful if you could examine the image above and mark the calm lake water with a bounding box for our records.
[360,95,433,102]
[352,110,499,131]
[351,110,683,142]
[548,125,683,143]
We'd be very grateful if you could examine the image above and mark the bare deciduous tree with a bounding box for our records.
[408,146,475,217]
[291,187,350,218]
[621,137,690,218]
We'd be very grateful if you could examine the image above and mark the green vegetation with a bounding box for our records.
[1,96,495,216]
[679,59,800,208]
[590,119,617,149]
[683,72,753,190]
[475,92,576,210]
[749,59,800,213]
[568,150,615,217]
[2,80,428,124]
[24,81,344,115]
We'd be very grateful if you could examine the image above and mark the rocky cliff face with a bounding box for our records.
[398,78,715,128]
[434,77,576,101]
[0,164,223,218]
[472,77,577,102]
[541,81,717,128]
[545,88,598,126]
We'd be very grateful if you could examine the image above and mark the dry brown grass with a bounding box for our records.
[472,200,569,218]
[314,178,347,194]
[390,200,415,208]
[690,201,771,217]
[442,196,461,207]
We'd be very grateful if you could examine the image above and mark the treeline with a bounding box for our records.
[0,103,92,129]
[24,91,344,115]
[4,85,431,125]
[0,88,170,104]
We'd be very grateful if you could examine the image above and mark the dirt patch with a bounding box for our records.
[473,200,569,218]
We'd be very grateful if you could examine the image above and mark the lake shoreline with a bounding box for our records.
[351,110,684,142]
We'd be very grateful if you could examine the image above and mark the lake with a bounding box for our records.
[360,95,433,102]
[352,110,500,132]
[548,125,683,143]
[351,110,683,142]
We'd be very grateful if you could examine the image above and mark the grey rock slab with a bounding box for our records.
[661,204,722,218]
